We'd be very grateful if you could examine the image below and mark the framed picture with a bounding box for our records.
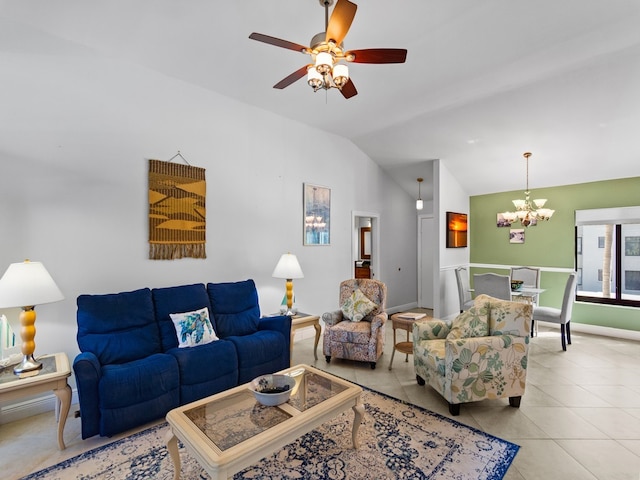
[303,183,331,245]
[496,213,512,227]
[446,212,468,248]
[510,229,525,244]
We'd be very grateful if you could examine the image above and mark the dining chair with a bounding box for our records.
[454,267,474,313]
[532,273,577,351]
[473,273,511,300]
[510,266,541,305]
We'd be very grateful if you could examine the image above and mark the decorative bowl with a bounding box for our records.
[249,374,296,406]
[511,280,524,291]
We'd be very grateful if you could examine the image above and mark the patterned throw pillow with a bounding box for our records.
[447,306,489,339]
[341,288,378,322]
[170,307,219,348]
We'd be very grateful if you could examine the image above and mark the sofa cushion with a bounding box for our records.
[152,283,213,351]
[165,339,238,404]
[170,307,219,348]
[447,306,489,340]
[207,279,260,337]
[77,288,161,365]
[341,288,378,322]
[225,330,288,384]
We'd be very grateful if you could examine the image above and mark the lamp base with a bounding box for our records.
[282,308,298,317]
[13,354,43,375]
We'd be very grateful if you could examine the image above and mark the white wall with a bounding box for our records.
[436,160,470,319]
[0,55,418,392]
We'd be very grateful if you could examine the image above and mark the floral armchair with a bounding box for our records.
[413,294,531,415]
[322,279,387,369]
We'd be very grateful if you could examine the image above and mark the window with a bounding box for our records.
[626,271,640,290]
[575,206,640,307]
[626,236,640,256]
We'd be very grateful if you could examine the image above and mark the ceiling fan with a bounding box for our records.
[249,0,407,99]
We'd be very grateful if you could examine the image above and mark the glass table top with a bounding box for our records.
[184,368,349,451]
[0,355,57,385]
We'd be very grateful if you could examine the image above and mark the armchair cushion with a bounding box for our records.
[326,319,373,344]
[341,288,378,322]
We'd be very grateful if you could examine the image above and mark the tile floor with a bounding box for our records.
[2,323,639,479]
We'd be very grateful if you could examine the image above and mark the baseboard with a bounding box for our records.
[538,321,640,341]
[387,302,419,314]
[0,389,79,425]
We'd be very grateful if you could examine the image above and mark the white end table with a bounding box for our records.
[0,352,72,449]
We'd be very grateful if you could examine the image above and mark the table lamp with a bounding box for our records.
[0,260,64,374]
[272,253,304,316]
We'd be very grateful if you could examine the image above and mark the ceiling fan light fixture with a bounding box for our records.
[332,63,349,87]
[307,66,323,90]
[315,51,333,74]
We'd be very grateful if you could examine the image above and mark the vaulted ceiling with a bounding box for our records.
[2,0,639,201]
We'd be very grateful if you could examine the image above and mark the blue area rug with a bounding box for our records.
[22,387,519,479]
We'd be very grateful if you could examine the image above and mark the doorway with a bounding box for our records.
[352,211,380,280]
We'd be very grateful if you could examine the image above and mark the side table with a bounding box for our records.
[0,352,72,450]
[388,313,429,370]
[289,313,321,364]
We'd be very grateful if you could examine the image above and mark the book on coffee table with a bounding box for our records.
[396,312,426,320]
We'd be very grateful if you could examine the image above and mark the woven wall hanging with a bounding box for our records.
[148,157,206,260]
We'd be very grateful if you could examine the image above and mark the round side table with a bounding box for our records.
[388,313,427,370]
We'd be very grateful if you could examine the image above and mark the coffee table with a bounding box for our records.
[165,364,364,480]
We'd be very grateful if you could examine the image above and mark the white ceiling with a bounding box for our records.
[1,0,640,201]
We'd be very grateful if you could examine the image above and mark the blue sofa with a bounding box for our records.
[73,279,291,439]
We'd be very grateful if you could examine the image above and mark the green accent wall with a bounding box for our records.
[470,176,640,332]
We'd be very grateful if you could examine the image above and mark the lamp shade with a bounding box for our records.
[272,253,304,279]
[0,260,64,308]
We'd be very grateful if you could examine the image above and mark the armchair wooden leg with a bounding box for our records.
[416,374,425,386]
[325,355,331,363]
[509,396,522,408]
[448,403,460,416]
[566,321,572,345]
[370,362,376,370]
[560,325,567,351]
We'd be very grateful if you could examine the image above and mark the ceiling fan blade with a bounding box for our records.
[273,65,310,89]
[345,48,408,64]
[325,0,357,45]
[340,78,358,99]
[249,33,309,53]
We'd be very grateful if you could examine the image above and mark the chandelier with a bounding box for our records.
[501,152,554,227]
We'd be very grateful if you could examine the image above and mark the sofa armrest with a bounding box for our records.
[370,312,387,331]
[72,351,102,439]
[413,319,450,342]
[258,315,292,344]
[322,310,344,327]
